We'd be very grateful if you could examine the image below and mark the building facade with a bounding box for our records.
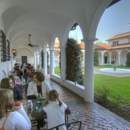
[96,32,130,66]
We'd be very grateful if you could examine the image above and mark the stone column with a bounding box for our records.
[109,52,111,65]
[118,54,121,65]
[36,54,39,68]
[83,38,97,102]
[101,51,104,65]
[34,54,36,69]
[43,51,47,75]
[50,49,54,74]
[39,53,41,69]
[60,46,66,85]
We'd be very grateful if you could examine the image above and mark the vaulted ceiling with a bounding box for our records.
[0,0,118,52]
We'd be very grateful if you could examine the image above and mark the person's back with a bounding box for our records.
[13,86,23,101]
[0,89,31,130]
[44,101,67,130]
[43,90,70,130]
[0,110,30,130]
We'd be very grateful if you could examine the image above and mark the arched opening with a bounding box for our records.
[111,51,118,64]
[121,50,128,66]
[64,24,84,85]
[54,37,60,75]
[104,51,109,64]
[69,25,83,43]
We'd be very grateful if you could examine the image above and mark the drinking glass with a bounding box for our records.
[37,93,41,100]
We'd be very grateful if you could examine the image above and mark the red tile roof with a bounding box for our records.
[107,32,130,41]
[54,42,60,47]
[54,41,130,50]
[97,44,112,50]
[112,44,130,49]
[78,43,85,49]
[93,44,105,50]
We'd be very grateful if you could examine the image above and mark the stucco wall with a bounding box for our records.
[108,37,130,46]
[16,48,34,65]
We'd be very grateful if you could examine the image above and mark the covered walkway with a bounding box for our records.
[22,74,130,130]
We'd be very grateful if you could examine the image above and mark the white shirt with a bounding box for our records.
[0,107,31,130]
[43,101,67,130]
[27,81,52,96]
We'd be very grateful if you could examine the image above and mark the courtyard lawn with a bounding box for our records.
[54,67,60,74]
[94,74,130,105]
[94,65,130,69]
[54,67,130,106]
[54,66,130,75]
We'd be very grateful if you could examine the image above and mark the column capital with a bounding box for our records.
[108,51,112,55]
[60,46,66,50]
[101,51,104,55]
[81,37,98,43]
[43,51,47,53]
[117,50,121,55]
[50,49,54,52]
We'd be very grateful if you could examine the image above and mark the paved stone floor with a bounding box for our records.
[45,75,130,130]
[23,71,130,130]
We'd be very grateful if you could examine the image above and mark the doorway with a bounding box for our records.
[104,56,107,64]
[21,56,27,64]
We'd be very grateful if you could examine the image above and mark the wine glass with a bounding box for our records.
[37,93,41,100]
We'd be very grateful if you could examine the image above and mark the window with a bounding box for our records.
[113,41,118,46]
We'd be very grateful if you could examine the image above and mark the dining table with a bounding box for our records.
[26,98,48,120]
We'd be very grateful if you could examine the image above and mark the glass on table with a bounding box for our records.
[35,93,41,100]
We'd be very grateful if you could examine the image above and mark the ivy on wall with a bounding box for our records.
[94,50,99,66]
[66,38,84,85]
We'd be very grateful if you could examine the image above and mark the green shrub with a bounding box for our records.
[66,38,84,85]
[94,50,99,66]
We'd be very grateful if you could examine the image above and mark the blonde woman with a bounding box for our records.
[0,89,31,130]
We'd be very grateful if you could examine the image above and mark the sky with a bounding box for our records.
[69,0,130,44]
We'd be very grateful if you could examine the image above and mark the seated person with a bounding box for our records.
[27,72,52,99]
[43,89,71,129]
[12,71,22,84]
[14,65,23,79]
[24,66,33,85]
[0,77,23,101]
[0,89,31,130]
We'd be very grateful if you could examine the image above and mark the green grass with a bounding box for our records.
[94,65,130,69]
[94,74,130,105]
[54,66,130,74]
[54,67,60,74]
[54,66,130,106]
